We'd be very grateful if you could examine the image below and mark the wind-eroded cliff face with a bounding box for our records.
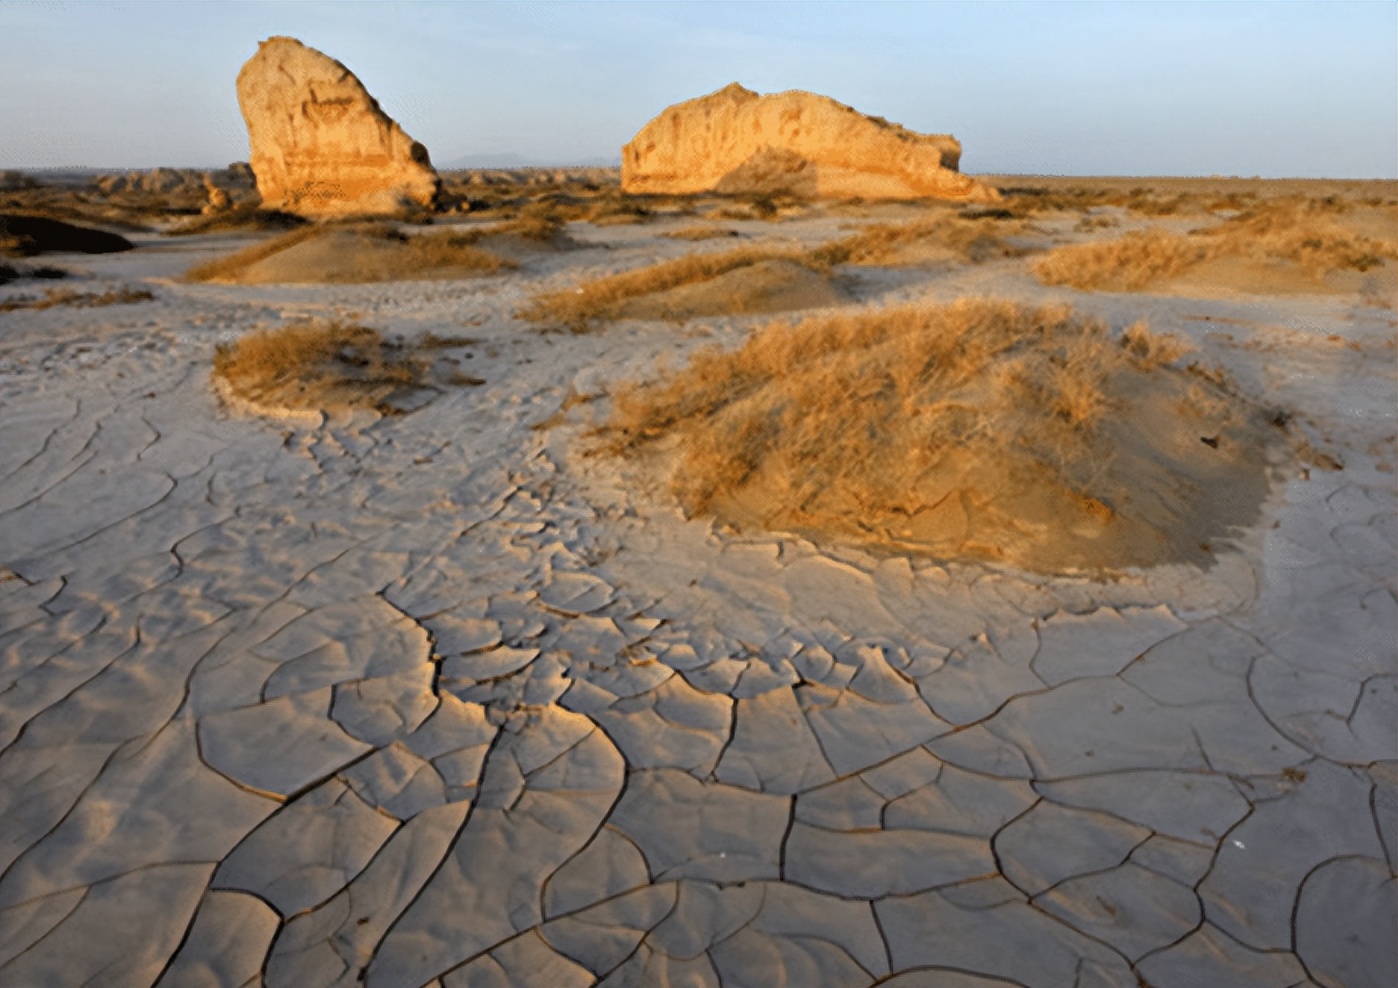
[236,36,440,217]
[622,83,999,203]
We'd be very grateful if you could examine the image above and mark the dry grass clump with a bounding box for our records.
[1198,197,1396,275]
[184,224,514,284]
[166,203,308,236]
[603,299,1279,573]
[213,321,448,417]
[1034,229,1214,291]
[522,210,1032,329]
[520,245,832,329]
[1035,198,1398,292]
[999,185,1205,217]
[0,286,154,311]
[483,214,570,243]
[811,212,1028,267]
[183,226,324,282]
[1074,214,1120,232]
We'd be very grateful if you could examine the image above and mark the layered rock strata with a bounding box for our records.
[622,83,998,202]
[236,36,440,217]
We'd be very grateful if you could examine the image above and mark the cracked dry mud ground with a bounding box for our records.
[1,213,1395,988]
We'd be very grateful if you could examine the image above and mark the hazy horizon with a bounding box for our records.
[2,1,1394,179]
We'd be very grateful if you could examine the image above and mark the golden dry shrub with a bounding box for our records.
[519,245,836,329]
[603,299,1282,574]
[166,202,308,236]
[1033,195,1398,292]
[811,212,1026,267]
[1199,197,1398,276]
[212,321,427,416]
[482,214,570,243]
[184,223,514,284]
[1032,229,1215,291]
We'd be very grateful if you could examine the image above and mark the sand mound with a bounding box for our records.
[236,37,440,217]
[1035,198,1398,295]
[622,82,999,203]
[813,212,1031,267]
[611,259,846,321]
[521,246,842,329]
[465,215,581,255]
[0,213,134,255]
[605,299,1291,574]
[185,224,513,284]
[212,322,479,419]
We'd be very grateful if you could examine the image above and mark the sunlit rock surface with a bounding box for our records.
[236,36,440,216]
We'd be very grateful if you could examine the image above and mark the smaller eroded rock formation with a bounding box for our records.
[236,36,440,217]
[623,83,998,203]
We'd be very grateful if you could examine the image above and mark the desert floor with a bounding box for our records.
[1,175,1395,987]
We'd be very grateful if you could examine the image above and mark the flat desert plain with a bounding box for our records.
[0,172,1395,987]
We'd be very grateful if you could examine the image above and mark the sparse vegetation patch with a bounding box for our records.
[185,223,515,284]
[602,298,1284,573]
[1035,196,1398,292]
[167,203,308,236]
[811,211,1030,266]
[0,286,154,311]
[520,245,837,329]
[212,321,481,418]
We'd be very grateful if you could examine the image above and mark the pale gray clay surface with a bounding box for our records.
[0,198,1393,987]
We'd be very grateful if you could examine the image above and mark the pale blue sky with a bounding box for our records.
[1,1,1393,177]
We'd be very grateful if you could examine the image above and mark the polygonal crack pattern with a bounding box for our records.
[0,301,1393,988]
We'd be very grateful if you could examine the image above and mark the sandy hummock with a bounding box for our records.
[520,245,848,329]
[211,321,480,420]
[610,258,847,321]
[604,299,1286,573]
[184,222,519,284]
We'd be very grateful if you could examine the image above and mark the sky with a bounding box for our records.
[0,1,1394,178]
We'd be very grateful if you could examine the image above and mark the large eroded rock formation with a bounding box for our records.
[623,83,998,203]
[236,36,440,217]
